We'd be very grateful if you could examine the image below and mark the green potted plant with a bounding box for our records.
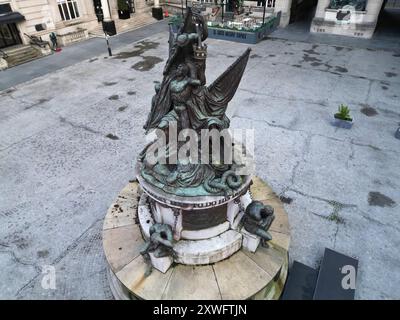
[118,0,130,20]
[333,104,353,129]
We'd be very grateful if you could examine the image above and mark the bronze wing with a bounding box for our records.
[168,24,176,53]
[207,48,251,105]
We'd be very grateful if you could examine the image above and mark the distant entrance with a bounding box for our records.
[93,0,103,21]
[0,23,22,49]
[289,0,318,24]
[375,0,400,38]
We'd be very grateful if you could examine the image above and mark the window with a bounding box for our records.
[0,4,12,14]
[256,0,276,7]
[57,0,80,21]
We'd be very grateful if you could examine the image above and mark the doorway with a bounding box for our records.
[375,0,400,38]
[289,0,318,24]
[0,23,22,49]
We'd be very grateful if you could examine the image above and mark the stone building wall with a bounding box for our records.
[2,0,98,45]
[311,0,385,38]
[162,0,293,26]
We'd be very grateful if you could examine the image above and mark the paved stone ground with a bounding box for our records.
[0,26,399,299]
[0,20,168,91]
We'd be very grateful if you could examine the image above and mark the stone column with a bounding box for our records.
[314,0,331,19]
[274,0,293,27]
[101,0,112,21]
[364,0,384,24]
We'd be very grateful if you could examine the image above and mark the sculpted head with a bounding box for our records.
[245,201,274,222]
[176,63,189,77]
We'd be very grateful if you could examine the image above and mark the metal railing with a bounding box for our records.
[24,33,49,48]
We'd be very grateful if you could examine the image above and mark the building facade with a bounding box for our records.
[0,0,152,49]
[0,0,398,51]
[165,0,396,38]
[310,0,385,38]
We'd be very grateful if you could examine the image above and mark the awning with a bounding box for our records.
[0,12,25,25]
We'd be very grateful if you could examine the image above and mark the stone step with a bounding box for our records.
[7,54,40,64]
[4,46,42,67]
[7,49,39,59]
[6,55,42,67]
[3,45,30,54]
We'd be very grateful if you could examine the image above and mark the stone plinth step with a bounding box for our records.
[4,45,43,67]
[174,229,242,265]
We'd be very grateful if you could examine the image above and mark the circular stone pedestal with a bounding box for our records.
[102,177,290,300]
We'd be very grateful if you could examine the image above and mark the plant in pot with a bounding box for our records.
[118,0,130,20]
[333,104,353,129]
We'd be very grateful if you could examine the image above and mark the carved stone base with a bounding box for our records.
[241,228,260,253]
[102,176,291,300]
[149,252,173,273]
[311,17,376,39]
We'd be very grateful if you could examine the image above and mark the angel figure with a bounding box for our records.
[140,8,251,195]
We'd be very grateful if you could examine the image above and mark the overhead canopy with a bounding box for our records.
[0,12,25,25]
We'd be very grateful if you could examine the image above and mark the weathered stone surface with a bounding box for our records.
[270,231,291,252]
[162,265,221,300]
[116,255,173,300]
[250,176,276,201]
[103,224,143,273]
[174,230,242,265]
[242,243,285,279]
[137,195,154,239]
[103,182,139,230]
[181,221,230,240]
[213,250,272,300]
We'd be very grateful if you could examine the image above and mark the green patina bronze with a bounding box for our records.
[138,8,251,197]
[242,201,275,247]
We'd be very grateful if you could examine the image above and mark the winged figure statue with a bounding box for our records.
[139,8,251,196]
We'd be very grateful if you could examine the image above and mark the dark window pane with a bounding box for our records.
[62,3,70,20]
[68,2,76,19]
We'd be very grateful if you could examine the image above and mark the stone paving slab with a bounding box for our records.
[0,25,399,299]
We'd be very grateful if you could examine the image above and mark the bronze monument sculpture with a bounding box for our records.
[102,8,291,300]
[138,8,251,197]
